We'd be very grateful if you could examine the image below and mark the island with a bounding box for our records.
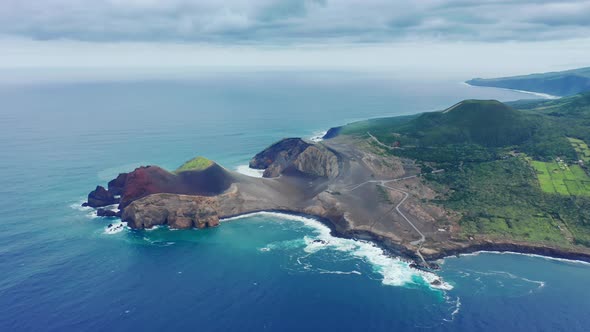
[467,66,590,97]
[84,91,590,267]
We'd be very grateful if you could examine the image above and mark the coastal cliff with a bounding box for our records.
[89,139,343,230]
[122,193,220,229]
[84,97,590,264]
[250,138,339,178]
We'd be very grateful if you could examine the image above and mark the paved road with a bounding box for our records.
[345,133,444,265]
[379,183,425,246]
[346,169,443,248]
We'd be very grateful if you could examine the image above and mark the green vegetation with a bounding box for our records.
[427,158,590,246]
[568,137,590,163]
[336,94,590,247]
[467,66,590,96]
[175,156,213,173]
[337,115,418,141]
[529,159,590,196]
[397,100,540,147]
[338,92,590,162]
[376,184,393,204]
[340,100,542,149]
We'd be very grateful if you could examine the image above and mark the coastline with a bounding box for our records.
[462,81,560,100]
[91,114,590,270]
[422,241,590,265]
[91,196,590,289]
[445,250,590,266]
[220,209,590,266]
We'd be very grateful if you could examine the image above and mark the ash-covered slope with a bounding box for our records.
[85,158,236,210]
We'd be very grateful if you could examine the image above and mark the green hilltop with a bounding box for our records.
[395,99,539,148]
[336,99,542,150]
[329,95,590,247]
[175,156,214,173]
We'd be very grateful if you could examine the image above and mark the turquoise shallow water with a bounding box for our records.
[1,71,590,331]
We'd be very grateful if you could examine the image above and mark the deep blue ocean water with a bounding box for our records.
[1,70,590,331]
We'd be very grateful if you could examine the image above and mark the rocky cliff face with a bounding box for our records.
[83,162,236,212]
[249,138,311,176]
[107,173,128,196]
[122,193,220,229]
[85,185,118,208]
[293,145,339,178]
[249,138,339,178]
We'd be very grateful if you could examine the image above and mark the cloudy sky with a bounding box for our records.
[1,0,590,75]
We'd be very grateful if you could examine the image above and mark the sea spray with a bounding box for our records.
[222,211,453,290]
[235,165,265,178]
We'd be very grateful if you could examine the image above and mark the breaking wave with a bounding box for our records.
[223,211,452,290]
[235,165,264,178]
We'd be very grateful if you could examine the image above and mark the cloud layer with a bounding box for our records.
[2,0,590,43]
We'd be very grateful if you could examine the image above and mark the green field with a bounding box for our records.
[568,137,590,163]
[530,159,590,196]
[427,158,571,245]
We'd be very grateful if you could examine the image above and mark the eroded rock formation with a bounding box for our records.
[122,193,220,229]
[250,138,339,178]
[86,186,118,208]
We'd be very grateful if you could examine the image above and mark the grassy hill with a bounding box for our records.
[395,100,540,148]
[510,92,590,159]
[175,156,214,173]
[467,67,590,96]
[333,99,542,152]
[328,95,590,247]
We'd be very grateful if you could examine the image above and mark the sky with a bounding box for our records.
[1,0,590,77]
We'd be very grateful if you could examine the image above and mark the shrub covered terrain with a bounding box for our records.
[332,92,590,247]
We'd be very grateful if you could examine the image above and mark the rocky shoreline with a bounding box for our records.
[85,135,590,267]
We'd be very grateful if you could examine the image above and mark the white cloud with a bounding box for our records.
[1,0,590,43]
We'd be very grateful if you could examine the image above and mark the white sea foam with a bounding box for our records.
[462,81,560,100]
[222,211,452,290]
[318,269,362,275]
[70,199,120,219]
[449,250,590,266]
[70,199,93,212]
[310,131,327,142]
[235,165,264,178]
[443,296,461,322]
[104,222,127,235]
[501,88,559,100]
[102,203,120,213]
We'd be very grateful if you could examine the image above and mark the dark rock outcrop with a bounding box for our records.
[107,173,128,196]
[249,138,311,174]
[87,186,118,208]
[322,126,341,139]
[97,208,119,218]
[249,138,339,178]
[122,193,220,229]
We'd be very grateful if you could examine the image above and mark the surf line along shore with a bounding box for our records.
[345,169,444,269]
[86,129,590,273]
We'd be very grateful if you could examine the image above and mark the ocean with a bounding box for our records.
[1,70,589,331]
